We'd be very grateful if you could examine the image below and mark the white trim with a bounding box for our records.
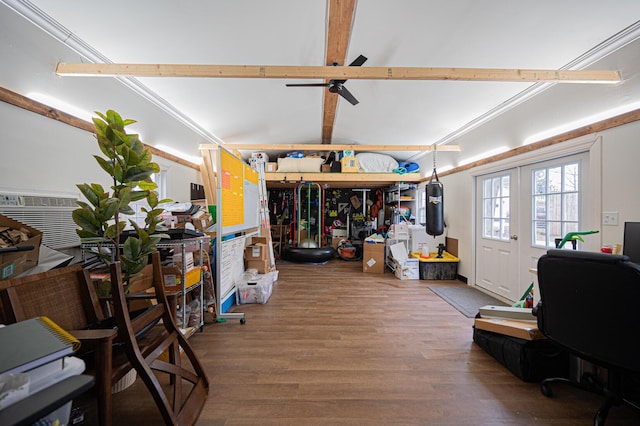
[2,0,225,147]
[469,134,599,177]
[469,134,603,296]
[409,20,640,162]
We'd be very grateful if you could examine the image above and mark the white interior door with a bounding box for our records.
[475,169,520,301]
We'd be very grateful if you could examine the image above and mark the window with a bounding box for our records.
[418,188,426,225]
[531,161,579,247]
[481,174,510,240]
[121,170,168,229]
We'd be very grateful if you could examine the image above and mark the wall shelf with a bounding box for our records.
[265,172,422,189]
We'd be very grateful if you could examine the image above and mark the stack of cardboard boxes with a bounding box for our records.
[244,236,271,274]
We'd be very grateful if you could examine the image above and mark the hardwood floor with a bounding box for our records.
[106,258,640,425]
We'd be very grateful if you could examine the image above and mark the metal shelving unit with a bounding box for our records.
[81,236,207,333]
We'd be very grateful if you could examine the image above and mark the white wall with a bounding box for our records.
[437,119,640,281]
[0,102,200,202]
[599,120,640,246]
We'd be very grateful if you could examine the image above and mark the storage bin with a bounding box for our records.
[417,251,459,280]
[28,356,85,425]
[237,276,273,304]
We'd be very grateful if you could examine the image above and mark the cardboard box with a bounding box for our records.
[331,228,348,238]
[474,317,545,341]
[245,242,268,261]
[363,242,385,273]
[163,266,202,291]
[246,235,269,261]
[0,215,43,280]
[321,164,331,173]
[265,162,278,172]
[246,259,270,274]
[389,242,419,280]
[340,157,359,173]
[248,236,268,246]
[172,251,194,272]
[192,211,214,232]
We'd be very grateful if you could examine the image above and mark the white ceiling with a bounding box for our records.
[2,0,640,168]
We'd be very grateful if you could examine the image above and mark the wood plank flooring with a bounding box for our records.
[107,258,640,425]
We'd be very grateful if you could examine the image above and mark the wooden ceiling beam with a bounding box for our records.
[322,0,357,144]
[199,143,460,152]
[56,63,621,83]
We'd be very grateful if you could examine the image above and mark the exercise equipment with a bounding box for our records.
[281,181,336,263]
[426,169,444,236]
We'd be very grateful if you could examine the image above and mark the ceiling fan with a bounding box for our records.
[285,55,367,105]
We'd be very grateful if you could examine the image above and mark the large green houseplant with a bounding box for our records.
[73,110,170,293]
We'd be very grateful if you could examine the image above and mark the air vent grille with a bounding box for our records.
[0,193,80,249]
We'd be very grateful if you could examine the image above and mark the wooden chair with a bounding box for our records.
[0,264,118,426]
[0,252,206,425]
[108,252,209,425]
[270,224,285,259]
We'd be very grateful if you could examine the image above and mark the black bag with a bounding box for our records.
[425,168,444,236]
[473,326,569,382]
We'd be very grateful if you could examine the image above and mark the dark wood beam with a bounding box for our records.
[434,108,640,179]
[0,86,200,170]
[323,0,357,144]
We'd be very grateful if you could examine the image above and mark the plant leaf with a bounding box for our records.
[76,183,99,207]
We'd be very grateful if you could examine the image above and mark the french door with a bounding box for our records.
[475,168,519,301]
[474,152,589,303]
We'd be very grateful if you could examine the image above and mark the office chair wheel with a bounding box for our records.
[240,318,246,325]
[594,407,609,426]
[541,382,554,398]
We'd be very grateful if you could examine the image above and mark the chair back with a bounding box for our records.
[536,249,640,373]
[0,265,103,330]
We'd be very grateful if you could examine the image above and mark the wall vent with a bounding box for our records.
[0,193,80,249]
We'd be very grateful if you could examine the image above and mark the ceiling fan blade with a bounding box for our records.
[348,54,368,67]
[286,83,329,87]
[334,55,368,84]
[337,85,359,105]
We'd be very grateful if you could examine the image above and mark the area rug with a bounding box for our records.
[427,285,508,318]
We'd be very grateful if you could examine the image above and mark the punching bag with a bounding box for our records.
[426,168,444,236]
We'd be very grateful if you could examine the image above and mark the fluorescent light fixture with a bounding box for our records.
[26,92,93,121]
[6,0,224,146]
[155,144,203,165]
[458,146,509,167]
[523,101,640,145]
[423,164,453,177]
[408,20,640,162]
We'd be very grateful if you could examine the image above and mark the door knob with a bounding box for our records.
[510,235,518,240]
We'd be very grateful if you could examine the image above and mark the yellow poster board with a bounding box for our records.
[220,148,244,227]
[216,147,259,235]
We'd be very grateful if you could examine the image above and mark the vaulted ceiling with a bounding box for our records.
[2,0,640,170]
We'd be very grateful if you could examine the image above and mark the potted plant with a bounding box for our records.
[73,110,170,294]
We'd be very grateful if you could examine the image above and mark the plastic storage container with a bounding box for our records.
[237,275,273,304]
[417,251,459,280]
[27,356,85,426]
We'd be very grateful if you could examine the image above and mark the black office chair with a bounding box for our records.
[535,249,640,425]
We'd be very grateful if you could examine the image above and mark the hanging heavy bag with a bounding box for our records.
[426,168,444,236]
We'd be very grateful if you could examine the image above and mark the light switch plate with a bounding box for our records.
[603,211,619,226]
